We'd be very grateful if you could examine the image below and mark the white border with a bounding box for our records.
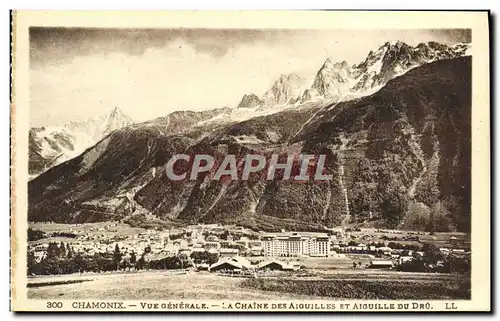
[4,2,496,320]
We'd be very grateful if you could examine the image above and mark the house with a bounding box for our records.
[165,243,180,256]
[376,247,392,256]
[399,256,414,265]
[248,248,264,256]
[209,257,251,273]
[439,248,451,254]
[207,248,219,255]
[179,248,192,256]
[257,259,301,271]
[173,239,188,250]
[231,256,252,267]
[196,263,210,271]
[32,249,47,263]
[204,241,221,251]
[257,259,288,271]
[206,235,219,242]
[211,227,226,236]
[248,240,263,250]
[355,243,368,251]
[236,238,250,248]
[368,260,394,269]
[219,248,239,258]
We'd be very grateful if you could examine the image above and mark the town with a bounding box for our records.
[27,222,471,276]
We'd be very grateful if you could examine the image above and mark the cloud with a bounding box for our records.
[29,27,294,67]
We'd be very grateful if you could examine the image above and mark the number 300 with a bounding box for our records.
[47,301,63,308]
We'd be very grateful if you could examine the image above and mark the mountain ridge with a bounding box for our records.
[30,40,470,177]
[28,56,472,233]
[29,107,134,178]
[235,41,470,110]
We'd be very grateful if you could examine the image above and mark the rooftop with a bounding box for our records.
[262,232,329,239]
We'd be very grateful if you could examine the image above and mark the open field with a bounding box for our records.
[28,271,317,300]
[28,270,469,300]
[242,276,470,300]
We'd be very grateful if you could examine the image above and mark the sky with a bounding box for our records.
[29,28,471,127]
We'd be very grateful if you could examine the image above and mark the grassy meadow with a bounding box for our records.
[28,270,469,300]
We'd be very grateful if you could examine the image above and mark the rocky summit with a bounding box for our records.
[29,107,134,178]
[28,41,471,233]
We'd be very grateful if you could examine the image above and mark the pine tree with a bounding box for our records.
[136,255,146,270]
[46,242,59,259]
[113,243,122,270]
[67,245,73,259]
[27,249,36,275]
[130,251,137,264]
[59,241,66,257]
[74,253,85,273]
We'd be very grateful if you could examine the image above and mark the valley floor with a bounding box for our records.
[27,269,469,300]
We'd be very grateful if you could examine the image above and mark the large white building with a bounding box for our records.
[262,232,330,257]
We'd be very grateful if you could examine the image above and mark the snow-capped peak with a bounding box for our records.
[237,93,264,109]
[223,40,471,128]
[262,73,307,105]
[103,106,133,136]
[306,40,471,102]
[310,57,353,100]
[29,107,135,178]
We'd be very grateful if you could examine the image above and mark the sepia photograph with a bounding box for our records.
[10,10,490,312]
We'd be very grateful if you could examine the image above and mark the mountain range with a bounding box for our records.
[28,41,471,233]
[237,41,470,108]
[29,107,133,178]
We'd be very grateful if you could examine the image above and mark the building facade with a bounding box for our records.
[203,241,221,251]
[262,232,330,257]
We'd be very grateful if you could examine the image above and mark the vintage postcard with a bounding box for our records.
[10,10,490,312]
